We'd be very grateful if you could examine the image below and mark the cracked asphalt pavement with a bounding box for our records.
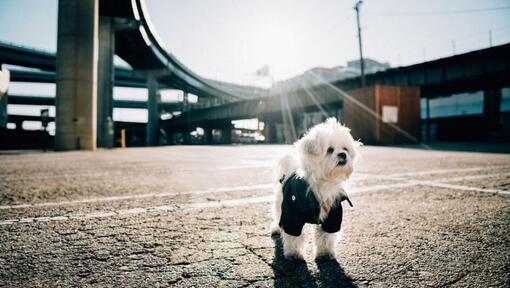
[0,144,509,287]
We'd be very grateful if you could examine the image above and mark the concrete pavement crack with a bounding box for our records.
[437,271,469,287]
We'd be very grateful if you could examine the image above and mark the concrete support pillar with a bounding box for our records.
[0,92,6,129]
[263,121,276,144]
[483,88,502,130]
[179,126,191,145]
[425,97,431,142]
[279,95,297,144]
[146,74,159,146]
[182,131,191,144]
[0,67,7,128]
[97,16,115,148]
[183,92,192,144]
[222,124,232,144]
[15,120,23,131]
[166,129,174,145]
[204,126,213,144]
[198,97,211,108]
[55,0,98,150]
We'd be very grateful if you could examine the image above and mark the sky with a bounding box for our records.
[1,0,509,85]
[1,0,510,129]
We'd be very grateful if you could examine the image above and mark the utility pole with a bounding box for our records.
[354,0,365,87]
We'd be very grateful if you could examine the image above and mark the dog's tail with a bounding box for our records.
[274,153,298,185]
[271,153,298,234]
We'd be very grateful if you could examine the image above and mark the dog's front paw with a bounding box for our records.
[284,250,305,261]
[270,222,281,235]
[315,251,336,261]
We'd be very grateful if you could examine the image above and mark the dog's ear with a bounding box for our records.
[296,132,322,156]
[348,139,363,160]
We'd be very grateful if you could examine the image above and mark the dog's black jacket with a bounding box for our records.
[279,173,343,237]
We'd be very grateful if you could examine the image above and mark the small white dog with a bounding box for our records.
[271,117,360,260]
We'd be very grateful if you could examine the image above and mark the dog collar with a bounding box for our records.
[321,204,330,214]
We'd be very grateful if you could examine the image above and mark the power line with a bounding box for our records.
[366,5,510,16]
[366,25,510,53]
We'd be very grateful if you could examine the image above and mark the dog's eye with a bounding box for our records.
[327,147,334,154]
[343,147,349,153]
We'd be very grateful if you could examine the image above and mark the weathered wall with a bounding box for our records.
[344,85,421,145]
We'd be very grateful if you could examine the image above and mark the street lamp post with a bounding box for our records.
[354,0,366,87]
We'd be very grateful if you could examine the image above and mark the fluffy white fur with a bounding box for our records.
[271,117,361,260]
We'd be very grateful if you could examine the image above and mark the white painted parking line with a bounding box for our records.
[366,171,510,183]
[441,172,510,182]
[384,165,510,178]
[348,172,510,196]
[416,182,510,195]
[354,172,510,195]
[1,169,508,211]
[214,164,272,170]
[0,184,273,210]
[0,174,447,210]
[2,163,507,184]
[0,164,274,181]
[351,182,418,193]
[0,196,274,225]
[1,171,508,225]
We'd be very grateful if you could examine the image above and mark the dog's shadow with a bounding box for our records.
[271,235,356,288]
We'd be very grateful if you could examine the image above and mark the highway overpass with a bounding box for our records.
[0,0,264,150]
[2,0,509,148]
[163,43,510,144]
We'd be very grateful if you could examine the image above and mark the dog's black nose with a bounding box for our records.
[338,152,347,160]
